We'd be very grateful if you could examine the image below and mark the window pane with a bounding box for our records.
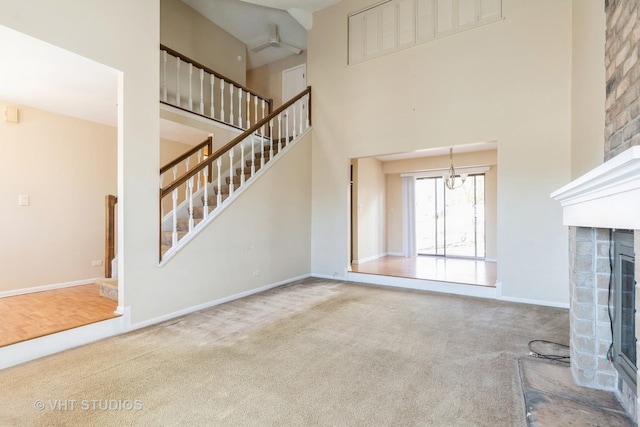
[444,175,476,257]
[416,178,437,255]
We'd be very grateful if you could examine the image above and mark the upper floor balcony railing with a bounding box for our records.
[160,44,273,131]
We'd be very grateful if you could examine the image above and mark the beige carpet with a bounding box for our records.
[0,278,568,426]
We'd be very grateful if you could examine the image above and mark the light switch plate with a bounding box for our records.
[18,195,29,206]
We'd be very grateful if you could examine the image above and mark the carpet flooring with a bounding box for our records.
[0,278,570,426]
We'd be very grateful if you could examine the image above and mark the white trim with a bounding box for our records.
[400,165,491,179]
[352,252,387,264]
[128,274,311,331]
[312,273,349,280]
[0,278,97,298]
[498,295,569,309]
[551,146,640,229]
[347,272,497,299]
[0,315,126,370]
[387,252,404,257]
[160,102,243,135]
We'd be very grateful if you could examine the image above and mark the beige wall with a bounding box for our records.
[571,0,606,178]
[0,101,116,292]
[383,150,498,260]
[309,0,573,304]
[150,132,313,321]
[0,0,161,323]
[0,0,315,328]
[352,157,386,262]
[160,0,247,85]
[247,52,308,107]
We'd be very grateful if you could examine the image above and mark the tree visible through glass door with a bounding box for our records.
[415,175,485,258]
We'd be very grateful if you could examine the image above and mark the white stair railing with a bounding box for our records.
[160,44,272,130]
[159,87,312,261]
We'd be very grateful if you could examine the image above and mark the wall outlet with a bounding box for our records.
[253,270,260,277]
[91,260,103,267]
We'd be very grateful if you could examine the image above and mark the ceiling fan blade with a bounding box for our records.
[251,42,271,52]
[280,42,302,55]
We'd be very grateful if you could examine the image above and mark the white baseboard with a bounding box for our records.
[347,272,498,299]
[0,316,126,371]
[498,295,569,309]
[311,273,349,281]
[386,252,404,257]
[128,273,311,331]
[352,253,387,265]
[0,278,98,298]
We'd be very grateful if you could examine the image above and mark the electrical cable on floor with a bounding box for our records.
[527,339,570,364]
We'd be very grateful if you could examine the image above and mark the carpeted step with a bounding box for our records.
[176,217,203,232]
[201,193,229,207]
[96,278,118,302]
[226,174,253,185]
[213,185,230,195]
[236,166,260,176]
[161,230,187,246]
[253,152,272,161]
[245,159,265,168]
[190,206,204,219]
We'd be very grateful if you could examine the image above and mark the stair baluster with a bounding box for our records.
[293,100,297,139]
[203,165,209,218]
[240,139,246,186]
[216,157,222,206]
[254,97,258,129]
[269,120,274,160]
[199,69,205,114]
[210,74,215,118]
[251,133,256,176]
[260,133,265,169]
[176,57,181,107]
[246,92,251,129]
[285,106,290,144]
[229,84,234,126]
[228,147,234,195]
[172,189,179,247]
[162,50,167,102]
[238,88,243,128]
[188,63,193,110]
[196,151,202,192]
[220,79,225,122]
[278,114,283,152]
[184,157,190,200]
[299,98,304,135]
[187,177,194,231]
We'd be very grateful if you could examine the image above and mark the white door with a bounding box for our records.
[282,64,306,136]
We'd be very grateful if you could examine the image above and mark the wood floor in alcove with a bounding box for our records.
[0,284,119,348]
[351,255,497,287]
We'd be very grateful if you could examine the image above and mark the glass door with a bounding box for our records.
[415,174,485,258]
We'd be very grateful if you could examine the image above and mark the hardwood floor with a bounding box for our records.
[0,284,119,348]
[351,255,497,287]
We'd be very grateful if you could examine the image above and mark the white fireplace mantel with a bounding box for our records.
[551,146,640,230]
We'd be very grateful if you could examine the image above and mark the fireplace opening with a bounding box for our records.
[610,229,637,391]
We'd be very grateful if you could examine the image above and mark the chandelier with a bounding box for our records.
[444,147,467,190]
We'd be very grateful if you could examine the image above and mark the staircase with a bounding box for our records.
[160,137,293,257]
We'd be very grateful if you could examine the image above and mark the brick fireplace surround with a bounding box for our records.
[553,0,640,421]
